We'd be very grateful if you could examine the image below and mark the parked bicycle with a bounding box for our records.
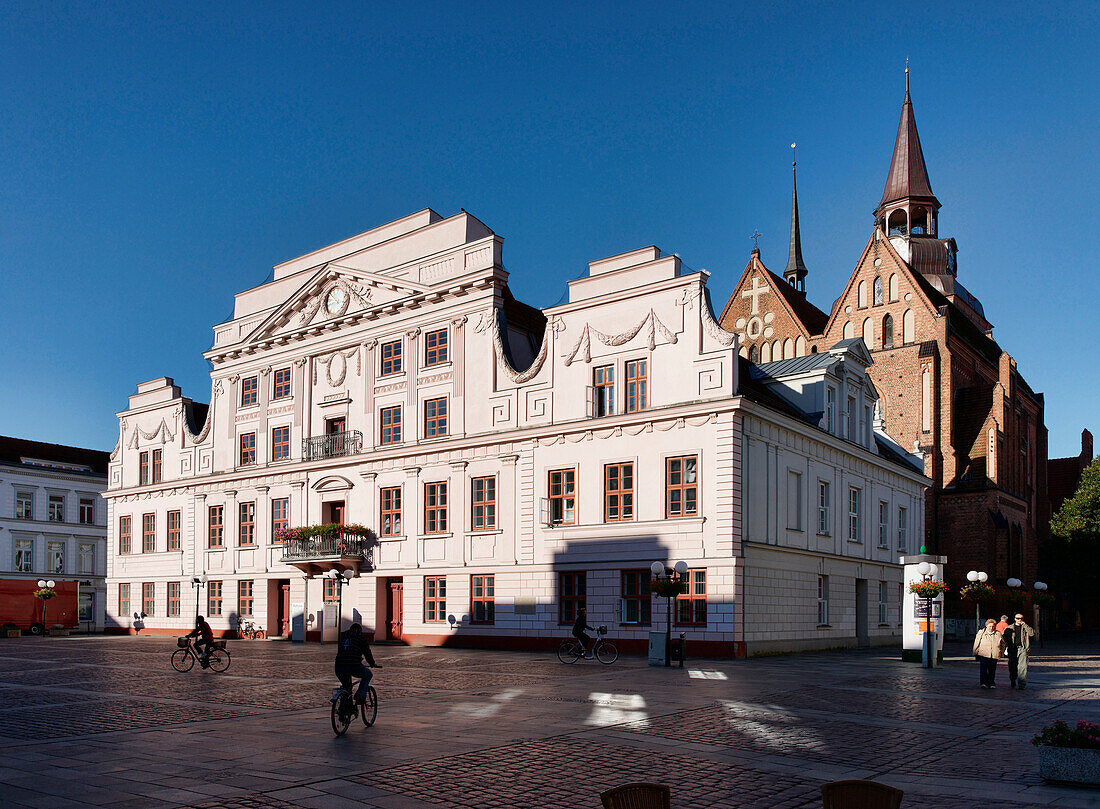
[172,636,231,672]
[557,625,618,665]
[235,619,266,640]
[331,676,377,736]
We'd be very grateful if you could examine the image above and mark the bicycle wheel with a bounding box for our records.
[208,649,231,672]
[557,639,582,664]
[595,640,618,665]
[254,630,265,640]
[171,649,194,672]
[331,697,352,736]
[360,686,377,727]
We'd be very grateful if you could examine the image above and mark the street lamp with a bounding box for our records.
[190,575,208,623]
[916,562,938,669]
[36,580,56,631]
[966,570,989,631]
[1008,579,1048,648]
[650,560,688,668]
[325,568,354,638]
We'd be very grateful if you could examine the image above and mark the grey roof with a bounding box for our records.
[749,352,835,379]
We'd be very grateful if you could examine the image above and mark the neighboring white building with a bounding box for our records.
[104,208,927,656]
[1,436,110,632]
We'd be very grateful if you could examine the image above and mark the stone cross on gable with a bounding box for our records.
[741,276,770,315]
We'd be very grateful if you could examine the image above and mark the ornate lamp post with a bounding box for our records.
[650,560,688,667]
[325,568,354,638]
[965,570,989,631]
[1008,578,1048,648]
[35,579,56,632]
[190,575,208,623]
[915,562,940,669]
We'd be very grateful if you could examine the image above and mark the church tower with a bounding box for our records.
[783,146,809,292]
[875,64,941,263]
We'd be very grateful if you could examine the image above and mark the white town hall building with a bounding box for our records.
[104,209,927,656]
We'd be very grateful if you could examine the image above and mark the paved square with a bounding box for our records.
[0,635,1097,808]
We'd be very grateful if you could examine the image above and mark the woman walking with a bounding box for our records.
[973,617,1005,689]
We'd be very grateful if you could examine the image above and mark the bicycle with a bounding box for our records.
[235,619,266,640]
[330,674,378,736]
[171,636,231,673]
[557,625,618,665]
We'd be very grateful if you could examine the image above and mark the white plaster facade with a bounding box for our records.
[1,438,109,631]
[103,209,927,656]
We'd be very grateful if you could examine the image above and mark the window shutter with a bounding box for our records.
[585,386,596,418]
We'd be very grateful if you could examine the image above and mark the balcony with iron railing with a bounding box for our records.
[280,531,375,576]
[302,430,363,461]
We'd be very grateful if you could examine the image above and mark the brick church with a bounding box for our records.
[719,70,1049,605]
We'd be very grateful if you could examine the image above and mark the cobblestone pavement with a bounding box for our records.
[0,636,1097,808]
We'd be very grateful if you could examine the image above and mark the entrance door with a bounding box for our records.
[326,417,346,435]
[279,582,291,636]
[386,578,404,641]
[855,579,869,647]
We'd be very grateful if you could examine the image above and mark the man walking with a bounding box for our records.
[1005,612,1036,690]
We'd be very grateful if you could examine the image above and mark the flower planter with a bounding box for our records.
[49,628,69,637]
[5,629,20,638]
[1039,746,1100,787]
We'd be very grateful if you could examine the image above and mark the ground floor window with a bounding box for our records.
[238,580,254,617]
[208,581,223,616]
[471,574,494,624]
[167,582,180,617]
[559,572,586,625]
[424,576,446,622]
[323,578,338,603]
[78,592,94,623]
[817,576,829,626]
[119,583,130,617]
[878,581,889,625]
[142,582,155,616]
[621,570,651,625]
[675,569,707,625]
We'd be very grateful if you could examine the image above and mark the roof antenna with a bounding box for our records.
[905,57,910,97]
[791,141,797,167]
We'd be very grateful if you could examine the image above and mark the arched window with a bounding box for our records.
[748,344,758,363]
[795,335,806,356]
[888,209,907,235]
[739,345,748,358]
[889,274,899,302]
[773,340,782,359]
[857,281,867,308]
[903,309,915,344]
[873,277,883,306]
[843,321,854,339]
[911,206,928,235]
[783,338,794,359]
[760,341,772,362]
[883,314,894,349]
[862,317,874,349]
[811,345,818,353]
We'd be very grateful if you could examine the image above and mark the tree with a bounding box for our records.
[1046,457,1100,624]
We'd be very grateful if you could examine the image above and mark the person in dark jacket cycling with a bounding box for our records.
[572,608,595,658]
[186,615,215,666]
[335,623,380,702]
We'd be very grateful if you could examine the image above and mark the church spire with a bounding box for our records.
[876,63,940,242]
[784,143,808,292]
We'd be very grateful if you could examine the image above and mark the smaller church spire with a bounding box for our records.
[784,143,808,292]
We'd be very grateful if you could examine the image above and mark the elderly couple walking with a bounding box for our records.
[973,613,1035,689]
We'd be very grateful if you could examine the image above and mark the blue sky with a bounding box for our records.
[1,1,1097,458]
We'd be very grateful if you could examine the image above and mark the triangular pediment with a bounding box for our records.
[242,264,431,346]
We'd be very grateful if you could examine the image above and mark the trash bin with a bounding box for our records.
[670,633,686,668]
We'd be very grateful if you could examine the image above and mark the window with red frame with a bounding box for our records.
[380,405,402,444]
[424,576,446,622]
[621,570,652,625]
[380,487,401,536]
[424,397,447,438]
[208,505,224,548]
[119,583,130,616]
[152,449,163,483]
[424,482,447,533]
[675,569,707,625]
[238,580,254,617]
[119,516,132,554]
[323,578,338,603]
[138,451,149,485]
[272,367,291,399]
[167,510,181,550]
[665,455,698,517]
[167,581,180,616]
[207,581,223,616]
[240,376,258,407]
[471,574,494,623]
[548,469,576,525]
[380,340,402,375]
[239,433,257,466]
[271,425,290,461]
[604,462,634,522]
[471,476,496,530]
[559,572,586,625]
[424,329,448,366]
[271,498,288,542]
[142,513,156,553]
[625,359,647,412]
[593,365,614,416]
[239,502,256,546]
[142,582,155,616]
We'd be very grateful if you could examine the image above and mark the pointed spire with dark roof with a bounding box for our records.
[784,144,808,292]
[876,62,939,215]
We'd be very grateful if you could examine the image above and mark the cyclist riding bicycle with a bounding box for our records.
[335,622,380,703]
[572,608,596,658]
[186,615,215,667]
